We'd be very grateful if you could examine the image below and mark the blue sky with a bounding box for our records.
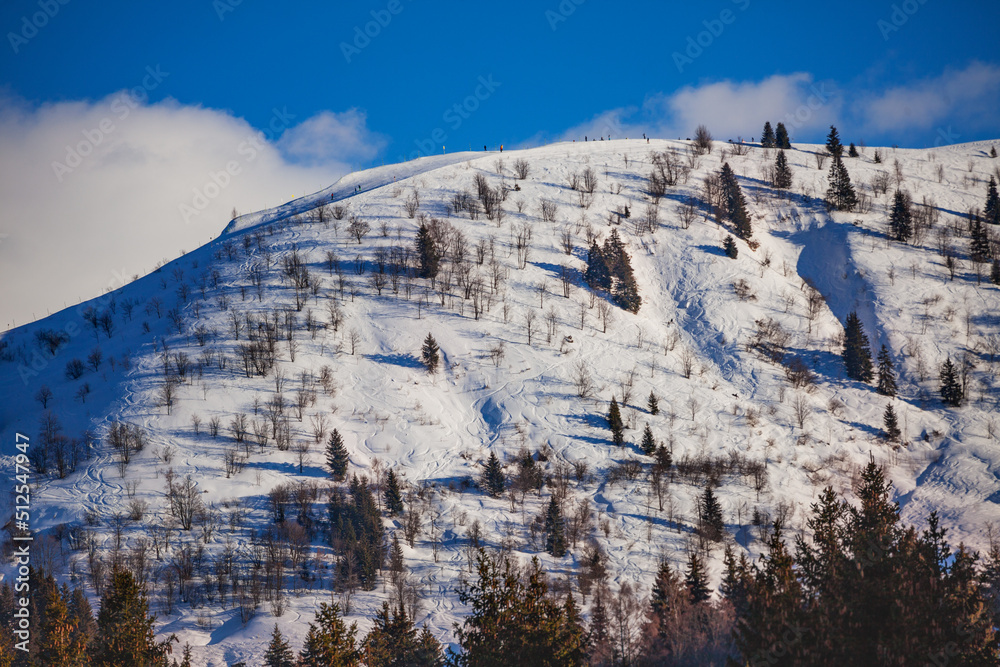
[3,0,999,164]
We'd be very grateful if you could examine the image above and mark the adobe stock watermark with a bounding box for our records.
[6,0,71,54]
[398,75,501,163]
[780,82,838,132]
[933,126,959,147]
[877,0,929,41]
[340,0,412,64]
[672,0,751,74]
[50,65,170,183]
[179,106,296,224]
[545,0,586,31]
[213,0,243,21]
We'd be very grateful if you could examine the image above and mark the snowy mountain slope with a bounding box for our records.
[1,138,998,665]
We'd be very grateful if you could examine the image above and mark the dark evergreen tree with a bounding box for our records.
[761,121,775,148]
[826,125,843,158]
[889,190,912,242]
[719,545,751,619]
[610,249,642,313]
[92,567,172,667]
[298,602,359,667]
[421,333,440,374]
[36,581,88,667]
[775,122,791,149]
[416,625,445,667]
[482,451,505,498]
[640,423,656,456]
[720,162,753,239]
[992,258,1000,285]
[326,429,349,482]
[826,155,858,211]
[654,444,673,472]
[985,175,1000,226]
[842,311,874,383]
[364,602,442,667]
[384,469,404,516]
[328,476,385,590]
[264,624,297,667]
[883,403,901,442]
[723,235,738,259]
[939,357,963,406]
[970,213,992,265]
[415,222,440,278]
[876,345,897,397]
[773,149,793,189]
[607,396,624,447]
[848,142,859,158]
[646,390,659,415]
[544,496,567,557]
[684,552,711,604]
[584,241,612,290]
[450,550,586,666]
[699,485,724,541]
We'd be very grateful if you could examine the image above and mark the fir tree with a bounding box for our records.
[647,390,659,415]
[384,469,404,516]
[985,175,1000,226]
[761,121,775,148]
[640,423,656,456]
[37,582,88,667]
[421,333,439,374]
[326,429,349,482]
[842,311,874,383]
[649,559,683,621]
[939,357,963,406]
[584,241,612,290]
[655,444,673,472]
[848,142,859,158]
[775,122,791,149]
[684,552,711,604]
[826,125,843,158]
[544,496,567,557]
[883,403,901,442]
[699,485,725,541]
[889,190,912,242]
[451,550,586,666]
[719,545,751,618]
[363,603,424,667]
[92,567,172,667]
[415,222,440,278]
[992,258,1000,285]
[264,624,296,667]
[610,249,642,313]
[607,396,624,447]
[299,602,359,667]
[970,213,992,264]
[720,162,753,239]
[482,451,505,497]
[876,345,897,397]
[826,155,858,211]
[773,149,793,189]
[723,234,738,259]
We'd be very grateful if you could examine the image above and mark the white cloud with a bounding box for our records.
[277,108,387,167]
[559,73,842,145]
[0,92,382,329]
[654,72,840,141]
[855,61,1000,134]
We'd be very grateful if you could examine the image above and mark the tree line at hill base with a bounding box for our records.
[1,456,997,666]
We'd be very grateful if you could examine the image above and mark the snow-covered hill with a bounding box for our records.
[1,137,997,665]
